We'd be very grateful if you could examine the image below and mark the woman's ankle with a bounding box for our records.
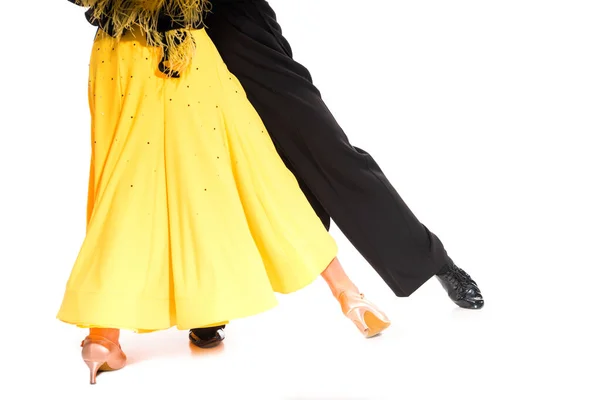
[89,328,120,343]
[321,257,360,299]
[331,284,360,299]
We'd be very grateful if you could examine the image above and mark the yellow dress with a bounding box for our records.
[56,28,337,332]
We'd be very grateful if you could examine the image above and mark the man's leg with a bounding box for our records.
[205,0,482,298]
[190,0,483,347]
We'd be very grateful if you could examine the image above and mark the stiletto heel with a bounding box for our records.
[84,360,103,385]
[80,335,127,384]
[338,292,391,338]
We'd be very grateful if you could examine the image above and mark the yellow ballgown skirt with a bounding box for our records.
[56,28,337,332]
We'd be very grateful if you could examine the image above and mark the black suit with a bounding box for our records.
[205,0,452,296]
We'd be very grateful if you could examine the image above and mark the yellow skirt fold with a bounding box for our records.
[57,29,337,332]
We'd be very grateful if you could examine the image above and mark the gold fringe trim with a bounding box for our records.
[78,0,211,75]
[162,30,197,73]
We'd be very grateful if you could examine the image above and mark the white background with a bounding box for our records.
[1,0,599,399]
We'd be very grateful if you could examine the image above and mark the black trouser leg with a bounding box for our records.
[205,1,451,296]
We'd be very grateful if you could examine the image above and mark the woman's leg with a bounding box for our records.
[89,328,120,343]
[320,257,359,299]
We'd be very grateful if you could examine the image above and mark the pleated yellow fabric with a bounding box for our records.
[57,28,337,332]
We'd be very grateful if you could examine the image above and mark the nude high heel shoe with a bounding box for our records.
[81,335,127,384]
[338,292,391,338]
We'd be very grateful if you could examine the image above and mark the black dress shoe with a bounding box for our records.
[436,263,484,309]
[189,325,226,348]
